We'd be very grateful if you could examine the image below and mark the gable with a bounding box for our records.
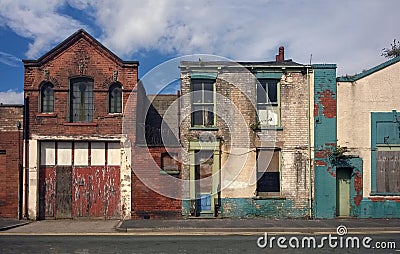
[23,29,138,68]
[337,56,400,82]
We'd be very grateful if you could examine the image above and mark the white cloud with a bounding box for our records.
[0,90,24,104]
[0,51,21,67]
[0,0,399,76]
[0,0,87,58]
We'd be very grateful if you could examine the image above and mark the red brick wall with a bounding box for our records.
[0,106,23,218]
[23,31,138,138]
[132,147,182,219]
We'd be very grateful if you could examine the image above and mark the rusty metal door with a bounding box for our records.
[56,166,72,219]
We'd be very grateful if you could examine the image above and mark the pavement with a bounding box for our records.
[1,218,400,235]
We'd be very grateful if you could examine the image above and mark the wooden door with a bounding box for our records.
[195,150,214,216]
[56,166,72,219]
[336,168,351,217]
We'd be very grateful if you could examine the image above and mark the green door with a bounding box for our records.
[336,168,351,217]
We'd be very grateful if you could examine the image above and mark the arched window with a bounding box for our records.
[70,77,94,122]
[40,82,54,113]
[109,83,122,113]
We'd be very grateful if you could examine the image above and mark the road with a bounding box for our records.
[0,234,399,253]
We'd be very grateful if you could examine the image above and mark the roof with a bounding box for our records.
[337,56,400,82]
[0,104,24,107]
[22,29,138,67]
[180,59,307,69]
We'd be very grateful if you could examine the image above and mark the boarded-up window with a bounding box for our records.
[74,142,88,166]
[161,152,179,176]
[376,151,400,193]
[107,142,120,166]
[257,79,280,127]
[257,148,280,193]
[40,142,55,166]
[91,142,105,166]
[57,142,72,166]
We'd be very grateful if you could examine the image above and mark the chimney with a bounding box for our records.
[275,46,284,62]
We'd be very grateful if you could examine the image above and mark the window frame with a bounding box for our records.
[160,152,180,176]
[69,77,94,123]
[40,82,54,113]
[256,78,281,128]
[190,78,216,128]
[256,148,282,196]
[108,82,123,114]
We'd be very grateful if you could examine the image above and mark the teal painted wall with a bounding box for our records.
[220,198,309,218]
[335,157,363,217]
[359,199,400,218]
[358,111,400,218]
[313,64,337,219]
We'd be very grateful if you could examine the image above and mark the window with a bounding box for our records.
[108,83,122,113]
[161,152,180,176]
[256,148,281,194]
[256,79,280,127]
[40,82,54,113]
[70,77,94,122]
[191,79,215,127]
[376,150,400,193]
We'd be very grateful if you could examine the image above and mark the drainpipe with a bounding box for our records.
[306,67,313,219]
[17,121,22,220]
[23,97,29,219]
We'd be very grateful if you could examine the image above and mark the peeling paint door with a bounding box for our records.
[56,166,72,219]
[336,168,351,217]
[195,151,213,215]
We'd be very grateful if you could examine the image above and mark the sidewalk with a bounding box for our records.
[117,218,400,234]
[0,218,29,231]
[1,218,400,235]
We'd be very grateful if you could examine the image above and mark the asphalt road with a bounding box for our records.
[0,234,399,254]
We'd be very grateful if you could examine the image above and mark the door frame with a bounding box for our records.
[189,140,220,217]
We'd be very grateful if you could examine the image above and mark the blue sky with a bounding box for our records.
[0,0,399,104]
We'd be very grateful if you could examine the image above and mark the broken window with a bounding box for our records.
[191,79,215,127]
[376,150,400,193]
[257,148,281,194]
[108,83,122,113]
[70,77,94,122]
[40,82,54,113]
[256,79,280,127]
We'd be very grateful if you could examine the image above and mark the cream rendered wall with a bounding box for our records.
[27,139,38,219]
[337,61,400,197]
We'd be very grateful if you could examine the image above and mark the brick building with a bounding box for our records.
[132,93,182,219]
[0,105,23,218]
[23,30,137,219]
[179,49,316,218]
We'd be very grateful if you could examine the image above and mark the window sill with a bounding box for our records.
[253,127,283,131]
[36,113,57,117]
[190,127,219,131]
[64,122,98,126]
[105,113,123,118]
[370,192,400,196]
[160,170,180,175]
[253,194,286,200]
